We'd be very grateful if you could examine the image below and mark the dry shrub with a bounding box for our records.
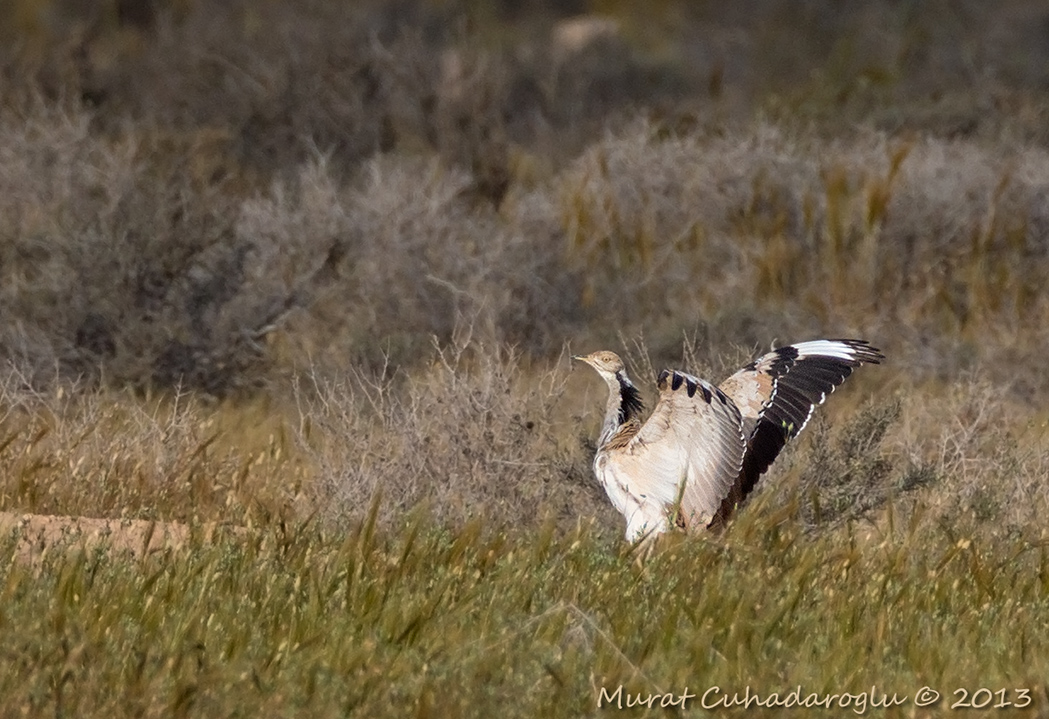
[297,333,611,533]
[1,0,708,193]
[558,123,1049,388]
[271,152,583,374]
[0,100,311,393]
[793,398,906,527]
[72,1,427,174]
[6,2,1049,400]
[892,377,1049,541]
[7,0,1049,167]
[8,96,1049,406]
[335,157,518,345]
[744,372,1049,546]
[558,123,810,327]
[0,97,584,393]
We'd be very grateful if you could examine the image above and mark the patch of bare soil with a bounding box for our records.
[0,511,246,564]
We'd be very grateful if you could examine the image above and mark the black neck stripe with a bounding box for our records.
[617,373,644,423]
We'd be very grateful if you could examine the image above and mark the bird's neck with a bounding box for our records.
[599,371,644,446]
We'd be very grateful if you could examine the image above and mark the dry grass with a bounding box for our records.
[296,333,609,532]
[0,373,301,524]
[2,1,1049,715]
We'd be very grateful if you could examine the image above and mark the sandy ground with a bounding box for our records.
[0,511,246,564]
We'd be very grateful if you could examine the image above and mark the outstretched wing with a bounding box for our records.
[714,339,884,521]
[603,369,745,537]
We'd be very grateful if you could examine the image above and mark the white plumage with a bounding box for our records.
[574,339,883,542]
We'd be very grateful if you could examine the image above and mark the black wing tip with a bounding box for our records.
[728,338,883,515]
[826,338,885,364]
[764,339,884,375]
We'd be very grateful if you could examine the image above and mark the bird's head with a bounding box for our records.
[573,350,626,378]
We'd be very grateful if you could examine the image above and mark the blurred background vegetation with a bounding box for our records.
[2,0,1049,389]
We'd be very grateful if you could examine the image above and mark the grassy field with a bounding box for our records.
[3,0,1049,716]
[3,508,1049,716]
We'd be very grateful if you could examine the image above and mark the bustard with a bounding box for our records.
[574,340,883,542]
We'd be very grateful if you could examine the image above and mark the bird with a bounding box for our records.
[573,339,884,542]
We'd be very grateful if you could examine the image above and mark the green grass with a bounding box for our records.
[2,508,1047,717]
